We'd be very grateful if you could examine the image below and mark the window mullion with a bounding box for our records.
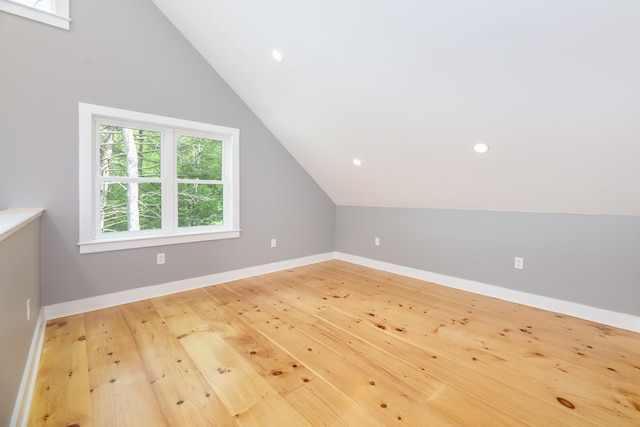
[162,129,176,232]
[93,119,102,238]
[222,136,230,227]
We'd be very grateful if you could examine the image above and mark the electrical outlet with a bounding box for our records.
[514,257,524,270]
[271,238,277,248]
[26,298,31,321]
[157,253,165,265]
[374,237,380,246]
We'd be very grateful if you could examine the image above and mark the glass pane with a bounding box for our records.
[100,182,162,233]
[178,183,223,227]
[99,124,161,178]
[176,135,222,180]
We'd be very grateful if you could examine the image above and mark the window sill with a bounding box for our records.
[78,229,240,254]
[0,0,70,30]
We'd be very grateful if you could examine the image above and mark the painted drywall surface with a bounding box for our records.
[0,220,41,425]
[336,206,640,316]
[151,1,640,216]
[0,0,335,305]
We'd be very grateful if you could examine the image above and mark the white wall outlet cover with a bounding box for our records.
[514,257,524,269]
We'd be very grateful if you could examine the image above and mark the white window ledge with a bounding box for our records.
[0,0,70,30]
[78,229,241,254]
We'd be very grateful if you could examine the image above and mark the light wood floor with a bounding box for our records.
[29,260,640,426]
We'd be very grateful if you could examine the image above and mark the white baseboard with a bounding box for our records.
[43,250,640,334]
[44,252,335,320]
[10,308,46,427]
[336,252,640,333]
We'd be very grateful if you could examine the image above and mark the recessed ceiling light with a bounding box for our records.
[352,158,362,166]
[272,49,284,63]
[473,143,489,154]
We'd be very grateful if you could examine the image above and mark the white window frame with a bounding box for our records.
[78,102,240,254]
[0,0,70,30]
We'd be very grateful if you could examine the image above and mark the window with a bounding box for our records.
[0,0,70,30]
[79,103,240,254]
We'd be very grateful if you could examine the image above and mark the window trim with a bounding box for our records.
[0,0,70,30]
[78,102,240,254]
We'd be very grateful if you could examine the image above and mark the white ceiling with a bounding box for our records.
[152,0,640,215]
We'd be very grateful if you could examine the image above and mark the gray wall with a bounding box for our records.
[0,0,335,305]
[336,206,640,316]
[0,220,42,426]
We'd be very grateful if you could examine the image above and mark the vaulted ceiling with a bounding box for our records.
[152,0,640,215]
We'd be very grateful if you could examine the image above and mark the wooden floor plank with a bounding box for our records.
[301,263,640,383]
[27,316,92,427]
[178,330,312,427]
[119,300,236,426]
[249,312,460,425]
[83,307,167,427]
[315,306,598,427]
[301,266,640,424]
[151,291,216,337]
[241,290,528,426]
[197,286,394,426]
[28,260,640,426]
[208,305,319,396]
[223,276,445,397]
[313,261,606,338]
[285,375,388,427]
